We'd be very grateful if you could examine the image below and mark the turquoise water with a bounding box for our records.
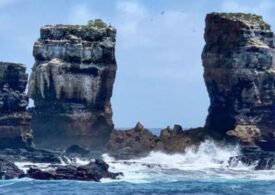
[1,179,275,195]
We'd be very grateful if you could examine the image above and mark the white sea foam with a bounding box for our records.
[14,157,90,174]
[101,140,275,183]
[14,140,275,183]
[15,162,53,173]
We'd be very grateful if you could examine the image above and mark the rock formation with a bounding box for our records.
[0,147,62,164]
[0,62,32,148]
[0,158,24,179]
[107,122,205,159]
[28,20,117,150]
[202,13,275,150]
[107,122,163,159]
[23,159,122,181]
[159,125,205,153]
[0,157,121,181]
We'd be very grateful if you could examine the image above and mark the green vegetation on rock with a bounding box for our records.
[53,19,110,31]
[217,12,270,29]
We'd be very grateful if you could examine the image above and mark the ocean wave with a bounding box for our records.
[14,140,275,184]
[101,140,275,183]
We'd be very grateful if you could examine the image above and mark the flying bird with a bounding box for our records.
[161,11,165,15]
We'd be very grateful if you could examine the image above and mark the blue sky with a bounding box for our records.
[0,0,275,128]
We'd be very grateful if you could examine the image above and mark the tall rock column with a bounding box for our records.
[28,20,117,150]
[0,62,32,148]
[202,13,275,150]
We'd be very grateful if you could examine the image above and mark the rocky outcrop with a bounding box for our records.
[28,20,117,150]
[24,159,122,181]
[65,144,90,156]
[0,157,121,181]
[202,13,275,151]
[229,151,275,170]
[107,122,206,159]
[107,123,162,159]
[0,158,24,179]
[159,125,205,153]
[0,62,32,148]
[0,148,62,163]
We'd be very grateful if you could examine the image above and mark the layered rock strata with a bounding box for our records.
[28,20,117,150]
[0,62,32,148]
[202,13,275,150]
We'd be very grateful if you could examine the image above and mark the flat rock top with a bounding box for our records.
[40,19,116,41]
[0,61,28,92]
[206,12,271,30]
[0,62,26,71]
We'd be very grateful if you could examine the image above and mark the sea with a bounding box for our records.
[1,128,275,195]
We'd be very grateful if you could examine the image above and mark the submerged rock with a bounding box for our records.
[0,62,32,148]
[202,13,275,151]
[28,20,117,150]
[24,159,122,181]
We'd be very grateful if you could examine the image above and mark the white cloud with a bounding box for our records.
[116,1,146,18]
[0,0,23,30]
[110,1,209,127]
[68,4,99,24]
[221,0,275,13]
[115,1,148,45]
[113,0,204,80]
[221,1,242,11]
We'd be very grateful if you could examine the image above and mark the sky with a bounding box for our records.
[0,0,275,128]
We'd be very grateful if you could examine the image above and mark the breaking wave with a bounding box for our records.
[9,140,275,195]
[14,140,275,184]
[101,140,275,183]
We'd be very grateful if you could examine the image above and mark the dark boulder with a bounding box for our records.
[24,159,122,181]
[65,145,90,156]
[0,158,24,179]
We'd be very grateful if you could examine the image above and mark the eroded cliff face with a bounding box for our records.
[0,62,32,148]
[202,13,275,150]
[28,20,117,150]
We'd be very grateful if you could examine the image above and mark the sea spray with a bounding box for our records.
[14,140,275,183]
[102,140,275,183]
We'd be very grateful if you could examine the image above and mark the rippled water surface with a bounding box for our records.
[2,179,275,195]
